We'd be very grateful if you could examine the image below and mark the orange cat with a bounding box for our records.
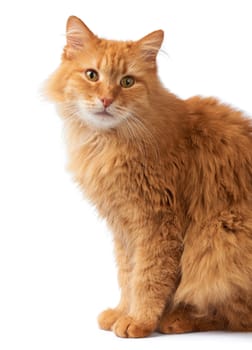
[45,16,252,337]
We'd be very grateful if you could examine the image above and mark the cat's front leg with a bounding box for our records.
[112,223,182,338]
[98,234,132,331]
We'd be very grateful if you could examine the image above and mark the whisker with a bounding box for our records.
[60,100,160,161]
[159,46,170,60]
[113,104,161,161]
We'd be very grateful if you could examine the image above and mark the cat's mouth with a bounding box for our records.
[95,110,114,118]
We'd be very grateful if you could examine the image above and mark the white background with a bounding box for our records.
[0,0,252,349]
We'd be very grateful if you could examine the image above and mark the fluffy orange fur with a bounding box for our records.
[45,16,252,337]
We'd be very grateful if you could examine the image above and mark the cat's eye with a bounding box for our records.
[120,76,135,88]
[85,69,99,82]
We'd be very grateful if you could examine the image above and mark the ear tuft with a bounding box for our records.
[138,30,164,62]
[65,16,95,53]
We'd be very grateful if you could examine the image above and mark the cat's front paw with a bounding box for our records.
[98,308,123,331]
[113,315,156,338]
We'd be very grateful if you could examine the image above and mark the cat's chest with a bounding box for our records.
[67,133,174,225]
[68,138,138,201]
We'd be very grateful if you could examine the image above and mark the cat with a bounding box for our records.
[45,16,252,337]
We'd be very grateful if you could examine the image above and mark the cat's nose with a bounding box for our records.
[101,97,113,108]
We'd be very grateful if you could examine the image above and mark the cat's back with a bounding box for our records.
[182,96,252,207]
[184,96,252,152]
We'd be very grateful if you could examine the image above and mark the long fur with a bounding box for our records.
[45,16,252,337]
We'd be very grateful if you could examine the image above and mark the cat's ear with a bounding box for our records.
[138,30,164,62]
[64,16,95,57]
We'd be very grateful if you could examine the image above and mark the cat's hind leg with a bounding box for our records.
[172,209,252,333]
[159,305,226,334]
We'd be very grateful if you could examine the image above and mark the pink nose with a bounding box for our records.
[101,97,113,108]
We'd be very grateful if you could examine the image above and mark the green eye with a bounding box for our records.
[85,69,99,82]
[120,76,135,88]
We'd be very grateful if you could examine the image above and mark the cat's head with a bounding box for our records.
[46,16,164,130]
